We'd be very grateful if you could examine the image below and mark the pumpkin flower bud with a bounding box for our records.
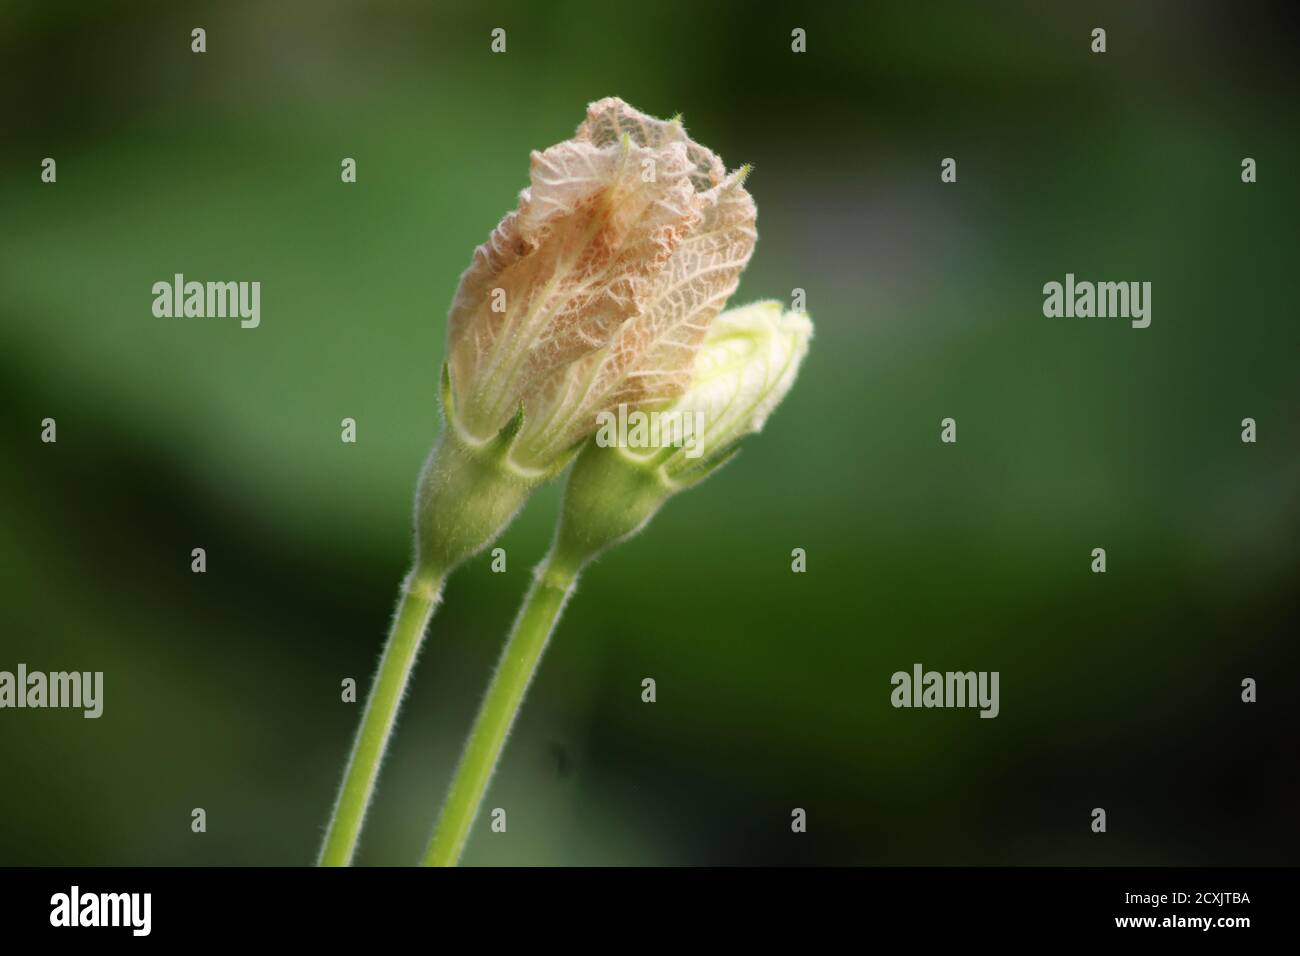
[445,97,756,474]
[549,301,813,575]
[416,98,755,576]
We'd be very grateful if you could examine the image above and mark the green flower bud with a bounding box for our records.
[551,300,813,573]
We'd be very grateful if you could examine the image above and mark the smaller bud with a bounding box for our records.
[639,300,811,481]
[550,301,812,573]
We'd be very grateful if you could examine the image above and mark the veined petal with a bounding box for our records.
[513,169,757,468]
[447,110,703,442]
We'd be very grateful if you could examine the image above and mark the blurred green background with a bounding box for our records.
[2,0,1296,865]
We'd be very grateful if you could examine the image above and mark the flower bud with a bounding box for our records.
[632,299,812,480]
[550,300,813,572]
[443,97,756,474]
[512,166,756,470]
[415,98,756,576]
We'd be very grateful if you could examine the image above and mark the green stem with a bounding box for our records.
[318,569,444,866]
[421,554,579,866]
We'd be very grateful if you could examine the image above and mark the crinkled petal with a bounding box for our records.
[447,126,700,440]
[514,170,757,467]
[577,97,725,193]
